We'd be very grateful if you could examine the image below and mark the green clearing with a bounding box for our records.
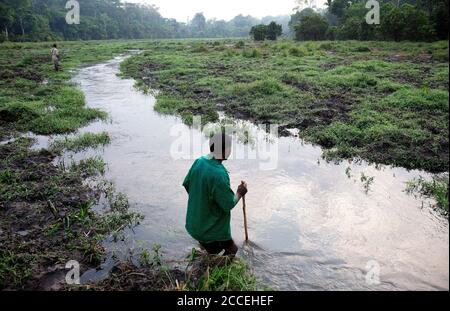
[121,39,449,174]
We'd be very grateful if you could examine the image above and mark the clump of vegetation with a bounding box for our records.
[0,251,34,289]
[192,44,209,53]
[196,258,258,291]
[50,132,111,153]
[289,46,308,57]
[234,79,284,96]
[235,40,246,49]
[242,48,261,58]
[353,45,371,52]
[406,174,449,215]
[360,173,375,194]
[319,42,335,51]
[345,167,352,179]
[139,244,164,267]
[225,48,239,57]
[68,156,107,177]
[153,95,218,125]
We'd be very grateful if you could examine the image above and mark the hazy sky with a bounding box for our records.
[128,0,326,22]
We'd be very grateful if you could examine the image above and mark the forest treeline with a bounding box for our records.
[0,0,289,41]
[0,0,448,42]
[292,0,449,41]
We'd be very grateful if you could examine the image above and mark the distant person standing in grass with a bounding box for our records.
[51,44,60,71]
[183,131,248,258]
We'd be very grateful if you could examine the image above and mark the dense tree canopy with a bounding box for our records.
[250,21,283,41]
[250,25,267,41]
[0,0,447,42]
[294,12,329,41]
[290,0,449,41]
[266,22,283,40]
[0,0,290,42]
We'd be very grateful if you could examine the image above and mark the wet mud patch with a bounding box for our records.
[0,67,45,83]
[319,58,354,71]
[0,138,142,290]
[282,79,322,95]
[138,61,166,77]
[385,52,434,64]
[289,89,357,131]
[280,79,332,128]
[66,252,258,291]
[191,88,213,100]
[70,262,188,291]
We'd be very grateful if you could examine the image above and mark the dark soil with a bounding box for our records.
[0,138,141,290]
[68,262,188,291]
[65,252,234,291]
[385,52,434,64]
[0,67,44,82]
[0,138,97,289]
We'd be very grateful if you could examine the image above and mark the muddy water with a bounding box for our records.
[61,56,448,290]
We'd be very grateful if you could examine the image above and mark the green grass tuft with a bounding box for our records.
[406,174,449,215]
[50,132,111,153]
[197,258,258,291]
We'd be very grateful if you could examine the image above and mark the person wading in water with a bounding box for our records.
[183,131,248,258]
[51,44,60,71]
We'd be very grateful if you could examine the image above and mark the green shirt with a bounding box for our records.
[183,155,237,243]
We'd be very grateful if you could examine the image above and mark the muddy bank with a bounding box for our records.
[65,253,256,291]
[0,138,143,290]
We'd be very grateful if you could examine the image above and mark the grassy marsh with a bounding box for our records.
[1,38,447,290]
[122,39,449,174]
[0,40,149,139]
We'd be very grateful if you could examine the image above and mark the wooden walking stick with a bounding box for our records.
[242,195,249,242]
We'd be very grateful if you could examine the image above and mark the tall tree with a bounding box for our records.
[7,0,31,37]
[289,7,315,31]
[294,11,329,40]
[191,12,206,32]
[266,21,282,40]
[250,25,267,41]
[0,3,13,41]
